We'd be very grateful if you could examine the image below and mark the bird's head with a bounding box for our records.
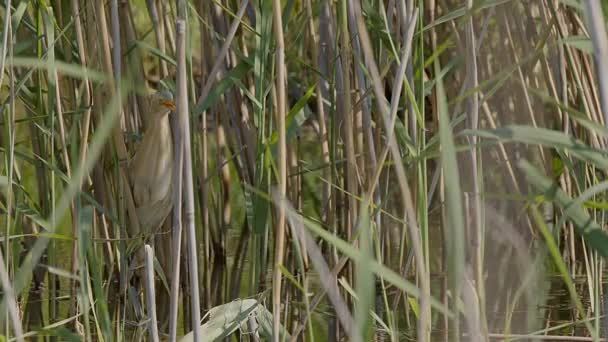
[151,89,176,118]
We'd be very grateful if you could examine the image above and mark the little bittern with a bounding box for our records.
[129,90,175,233]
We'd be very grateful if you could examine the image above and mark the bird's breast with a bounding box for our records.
[130,119,174,208]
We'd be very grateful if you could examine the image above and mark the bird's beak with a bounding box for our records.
[160,99,176,111]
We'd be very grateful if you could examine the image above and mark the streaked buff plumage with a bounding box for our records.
[129,90,175,233]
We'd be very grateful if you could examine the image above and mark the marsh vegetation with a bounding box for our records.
[2,0,608,341]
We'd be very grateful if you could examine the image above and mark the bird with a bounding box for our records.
[129,89,175,234]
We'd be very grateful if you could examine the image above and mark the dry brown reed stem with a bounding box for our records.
[162,1,176,54]
[195,0,249,109]
[43,7,74,325]
[537,5,566,128]
[84,0,115,270]
[93,0,142,240]
[347,1,376,181]
[47,41,72,182]
[403,1,416,139]
[169,19,186,335]
[338,0,358,246]
[146,0,168,79]
[196,0,212,309]
[485,333,604,341]
[465,0,479,191]
[584,0,608,126]
[111,0,121,95]
[352,3,430,341]
[426,16,440,336]
[0,4,23,338]
[275,192,360,342]
[0,0,11,89]
[144,245,160,342]
[547,2,603,147]
[176,17,202,342]
[169,142,184,342]
[291,8,419,341]
[318,2,339,272]
[165,11,186,337]
[361,13,420,334]
[71,0,114,323]
[206,2,255,204]
[463,272,482,342]
[0,250,23,342]
[464,0,485,338]
[503,13,546,165]
[93,1,146,306]
[70,0,96,259]
[315,0,334,224]
[271,0,288,339]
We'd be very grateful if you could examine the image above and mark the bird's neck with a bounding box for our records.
[147,115,170,133]
[139,116,171,154]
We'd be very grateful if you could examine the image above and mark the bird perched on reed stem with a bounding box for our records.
[129,89,175,234]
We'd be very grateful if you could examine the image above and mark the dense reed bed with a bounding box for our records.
[2,0,608,341]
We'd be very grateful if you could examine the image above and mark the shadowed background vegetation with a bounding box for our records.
[2,0,608,341]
